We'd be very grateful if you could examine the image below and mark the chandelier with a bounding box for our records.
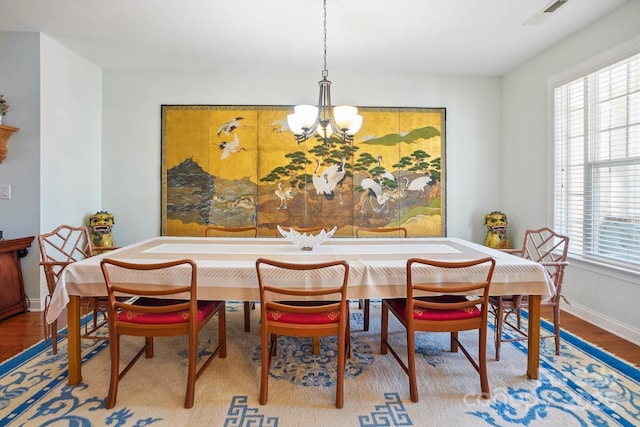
[287,0,363,145]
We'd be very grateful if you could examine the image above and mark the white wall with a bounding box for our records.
[102,71,502,246]
[502,1,640,342]
[40,34,103,231]
[0,32,103,308]
[36,34,103,308]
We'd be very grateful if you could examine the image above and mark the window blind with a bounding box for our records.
[554,51,640,270]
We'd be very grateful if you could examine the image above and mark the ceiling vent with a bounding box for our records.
[525,0,569,25]
[544,0,568,13]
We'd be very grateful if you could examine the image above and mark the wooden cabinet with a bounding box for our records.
[0,236,34,321]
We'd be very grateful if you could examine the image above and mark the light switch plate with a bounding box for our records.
[0,184,11,199]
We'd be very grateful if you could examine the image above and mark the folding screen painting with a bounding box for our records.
[161,105,446,237]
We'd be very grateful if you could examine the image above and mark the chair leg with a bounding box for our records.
[54,327,59,355]
[346,306,352,359]
[145,336,154,358]
[494,303,504,361]
[42,317,49,347]
[42,309,51,349]
[450,332,459,352]
[407,329,419,402]
[218,304,227,358]
[51,320,58,355]
[106,335,120,409]
[380,301,389,354]
[260,330,271,405]
[336,326,347,408]
[244,301,252,332]
[363,299,370,331]
[184,327,198,409]
[312,337,320,354]
[43,299,59,355]
[553,304,561,355]
[479,324,490,398]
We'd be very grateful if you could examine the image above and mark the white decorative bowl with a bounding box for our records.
[277,226,337,251]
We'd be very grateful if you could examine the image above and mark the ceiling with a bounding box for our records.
[0,0,631,76]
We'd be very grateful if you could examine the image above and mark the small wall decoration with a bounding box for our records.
[0,94,9,124]
[161,105,446,237]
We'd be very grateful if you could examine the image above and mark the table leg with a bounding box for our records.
[526,294,541,379]
[67,295,82,385]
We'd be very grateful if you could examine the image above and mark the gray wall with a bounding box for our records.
[0,32,41,301]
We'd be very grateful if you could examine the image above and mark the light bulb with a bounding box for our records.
[346,115,363,135]
[333,105,358,130]
[294,105,319,129]
[317,123,333,139]
[287,114,304,135]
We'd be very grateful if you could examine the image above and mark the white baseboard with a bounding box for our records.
[27,299,45,313]
[562,302,640,347]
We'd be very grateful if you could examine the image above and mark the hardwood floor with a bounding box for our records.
[1,307,638,367]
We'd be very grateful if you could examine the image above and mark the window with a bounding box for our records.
[554,51,640,270]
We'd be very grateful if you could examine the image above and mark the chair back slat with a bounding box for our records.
[100,258,198,323]
[520,227,569,263]
[204,225,258,237]
[407,257,496,319]
[256,258,349,309]
[38,225,93,294]
[356,226,408,238]
[518,227,569,296]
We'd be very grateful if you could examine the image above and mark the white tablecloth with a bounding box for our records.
[47,236,553,324]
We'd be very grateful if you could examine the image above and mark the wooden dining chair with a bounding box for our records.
[38,224,110,354]
[355,226,408,331]
[204,225,258,238]
[380,257,496,402]
[276,225,331,354]
[204,225,258,332]
[356,226,408,238]
[489,227,569,360]
[100,258,226,409]
[255,258,350,408]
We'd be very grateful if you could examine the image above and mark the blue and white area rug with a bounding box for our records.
[1,303,638,426]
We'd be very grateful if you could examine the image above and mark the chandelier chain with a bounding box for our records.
[287,0,361,145]
[322,0,328,78]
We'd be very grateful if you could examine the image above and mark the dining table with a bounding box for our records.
[46,236,555,386]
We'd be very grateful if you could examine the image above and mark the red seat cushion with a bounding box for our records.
[266,309,341,324]
[118,299,220,324]
[387,296,480,321]
[266,301,342,325]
